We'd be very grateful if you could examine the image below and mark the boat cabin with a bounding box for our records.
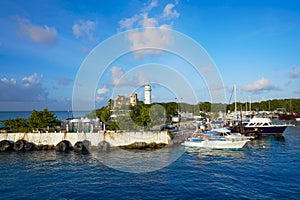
[205,128,232,137]
[244,118,273,127]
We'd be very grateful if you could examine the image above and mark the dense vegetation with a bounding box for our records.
[226,98,300,113]
[89,101,179,131]
[177,99,300,113]
[1,109,60,132]
[91,98,300,131]
[2,98,299,132]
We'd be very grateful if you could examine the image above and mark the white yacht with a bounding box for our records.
[243,117,287,135]
[182,128,250,150]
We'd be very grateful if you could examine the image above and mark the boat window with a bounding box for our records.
[263,123,268,126]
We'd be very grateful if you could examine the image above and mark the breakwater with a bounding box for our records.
[0,131,171,152]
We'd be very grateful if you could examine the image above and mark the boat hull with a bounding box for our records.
[278,113,300,120]
[244,126,287,135]
[183,139,249,150]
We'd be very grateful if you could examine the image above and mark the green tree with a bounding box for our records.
[129,103,151,128]
[149,104,165,127]
[2,117,30,132]
[1,108,59,132]
[108,99,114,109]
[115,116,135,130]
[28,108,60,131]
[107,120,118,131]
[198,102,211,112]
[140,106,151,127]
[100,107,111,125]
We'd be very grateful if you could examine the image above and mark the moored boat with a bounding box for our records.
[182,128,250,150]
[243,117,287,135]
[278,113,300,121]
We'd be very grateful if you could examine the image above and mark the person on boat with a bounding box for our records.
[199,133,206,140]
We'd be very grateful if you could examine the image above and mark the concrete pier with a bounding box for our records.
[0,131,171,148]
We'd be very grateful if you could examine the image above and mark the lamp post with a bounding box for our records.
[175,97,183,131]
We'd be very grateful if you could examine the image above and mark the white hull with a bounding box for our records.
[183,138,249,150]
[296,118,300,122]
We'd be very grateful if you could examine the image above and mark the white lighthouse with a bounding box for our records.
[144,83,151,104]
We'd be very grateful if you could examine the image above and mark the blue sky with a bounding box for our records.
[0,0,300,111]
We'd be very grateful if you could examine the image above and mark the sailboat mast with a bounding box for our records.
[234,84,237,115]
[249,96,251,112]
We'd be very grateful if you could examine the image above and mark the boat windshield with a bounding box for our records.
[204,129,231,137]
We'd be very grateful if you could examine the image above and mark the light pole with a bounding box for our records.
[175,97,183,130]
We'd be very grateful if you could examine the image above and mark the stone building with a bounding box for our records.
[114,95,130,108]
[130,93,138,106]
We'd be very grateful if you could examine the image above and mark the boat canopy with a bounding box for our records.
[204,128,231,136]
[246,117,273,126]
[249,117,272,123]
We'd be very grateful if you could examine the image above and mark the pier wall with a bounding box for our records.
[0,131,171,147]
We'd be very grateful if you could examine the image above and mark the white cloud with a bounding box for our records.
[111,67,149,87]
[145,0,158,11]
[72,20,97,42]
[242,77,275,92]
[22,73,42,87]
[97,86,109,95]
[97,67,149,101]
[290,69,300,78]
[96,86,109,103]
[1,77,16,85]
[162,4,180,19]
[126,25,173,58]
[56,77,73,86]
[111,66,125,86]
[16,16,57,45]
[118,0,179,58]
[0,73,47,102]
[96,96,106,103]
[119,15,140,30]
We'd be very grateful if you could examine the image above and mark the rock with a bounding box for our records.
[55,140,72,152]
[0,140,14,152]
[148,142,157,148]
[82,140,91,148]
[122,142,147,149]
[154,143,167,149]
[120,142,167,149]
[13,139,26,151]
[34,144,43,151]
[24,142,35,151]
[44,145,55,151]
[98,141,110,152]
[74,141,89,154]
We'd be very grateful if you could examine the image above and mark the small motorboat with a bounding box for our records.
[182,128,250,150]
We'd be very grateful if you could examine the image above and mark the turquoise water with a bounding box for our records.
[0,126,299,199]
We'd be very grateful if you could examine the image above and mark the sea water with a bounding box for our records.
[0,125,299,199]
